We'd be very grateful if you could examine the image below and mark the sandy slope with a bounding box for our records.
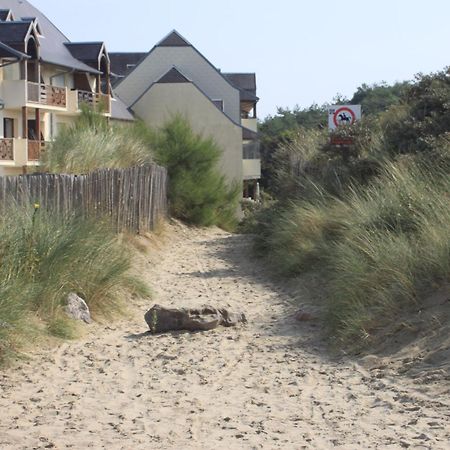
[1,223,449,449]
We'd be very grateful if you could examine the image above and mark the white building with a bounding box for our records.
[111,31,261,198]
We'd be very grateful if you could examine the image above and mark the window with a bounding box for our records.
[3,118,14,138]
[212,100,224,111]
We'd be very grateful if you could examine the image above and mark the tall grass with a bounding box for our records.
[255,158,450,344]
[0,204,149,363]
[42,107,154,174]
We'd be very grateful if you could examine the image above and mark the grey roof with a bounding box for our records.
[130,66,244,131]
[238,89,259,102]
[109,52,148,78]
[0,21,31,46]
[65,42,104,63]
[110,94,134,122]
[0,8,12,20]
[223,73,256,92]
[115,30,251,104]
[223,73,259,102]
[0,0,101,74]
[156,30,191,47]
[156,67,190,83]
[0,39,28,58]
[243,127,258,141]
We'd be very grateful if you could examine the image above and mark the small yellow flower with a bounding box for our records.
[34,203,40,209]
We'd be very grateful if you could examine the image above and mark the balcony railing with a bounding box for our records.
[77,90,111,114]
[27,82,67,108]
[243,141,261,160]
[0,138,14,161]
[28,140,45,161]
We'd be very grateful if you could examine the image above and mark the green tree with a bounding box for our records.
[350,81,409,116]
[153,116,239,229]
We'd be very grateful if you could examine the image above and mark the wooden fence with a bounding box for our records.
[0,165,168,233]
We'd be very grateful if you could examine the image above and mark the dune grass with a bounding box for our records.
[255,158,450,344]
[41,107,154,174]
[0,204,149,363]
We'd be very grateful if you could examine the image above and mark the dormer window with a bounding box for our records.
[21,17,43,36]
[0,10,13,21]
[212,100,224,111]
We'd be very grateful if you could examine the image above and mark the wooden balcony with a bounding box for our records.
[28,140,45,161]
[77,90,111,114]
[27,82,67,108]
[0,138,14,161]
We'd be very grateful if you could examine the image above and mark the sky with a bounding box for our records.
[30,0,450,119]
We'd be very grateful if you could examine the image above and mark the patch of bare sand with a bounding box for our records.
[0,222,449,449]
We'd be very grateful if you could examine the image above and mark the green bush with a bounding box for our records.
[153,115,239,229]
[0,204,149,363]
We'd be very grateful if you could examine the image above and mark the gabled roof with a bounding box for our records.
[156,30,191,47]
[0,8,12,20]
[115,30,244,104]
[131,66,243,130]
[156,66,190,83]
[65,42,105,63]
[0,21,32,45]
[0,39,28,58]
[20,16,42,34]
[0,0,101,74]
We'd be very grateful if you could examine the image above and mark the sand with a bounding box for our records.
[1,223,449,449]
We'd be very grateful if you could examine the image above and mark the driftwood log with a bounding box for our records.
[144,304,246,333]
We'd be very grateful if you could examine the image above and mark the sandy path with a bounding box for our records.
[1,224,449,449]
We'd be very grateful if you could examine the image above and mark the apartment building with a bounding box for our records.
[111,31,261,198]
[0,0,132,176]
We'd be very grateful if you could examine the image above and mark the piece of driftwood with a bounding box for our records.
[144,304,247,333]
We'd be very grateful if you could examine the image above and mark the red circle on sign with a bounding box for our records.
[333,107,356,127]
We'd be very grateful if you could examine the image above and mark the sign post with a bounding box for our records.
[328,105,361,131]
[327,105,362,161]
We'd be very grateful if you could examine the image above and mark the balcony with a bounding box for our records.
[243,141,261,180]
[0,139,14,161]
[0,138,43,167]
[67,90,111,114]
[28,140,45,161]
[1,80,68,110]
[27,82,67,108]
[242,118,257,133]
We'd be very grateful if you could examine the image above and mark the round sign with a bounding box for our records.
[333,107,356,128]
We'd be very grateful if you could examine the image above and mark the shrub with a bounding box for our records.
[152,115,240,229]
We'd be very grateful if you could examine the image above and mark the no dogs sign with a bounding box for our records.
[328,105,361,130]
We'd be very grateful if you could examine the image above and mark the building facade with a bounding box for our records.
[0,4,260,196]
[0,0,132,176]
[111,31,261,198]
